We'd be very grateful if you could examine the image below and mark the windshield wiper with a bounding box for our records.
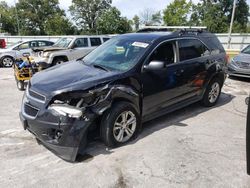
[92,64,109,72]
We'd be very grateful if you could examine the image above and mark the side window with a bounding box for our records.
[38,41,48,47]
[178,39,209,61]
[90,37,102,46]
[149,42,175,65]
[103,38,110,42]
[18,42,30,50]
[74,38,88,48]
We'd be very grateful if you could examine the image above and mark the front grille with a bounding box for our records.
[24,103,39,117]
[235,62,250,69]
[29,89,46,102]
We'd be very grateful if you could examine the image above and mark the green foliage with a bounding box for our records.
[163,0,192,26]
[96,7,132,34]
[70,0,112,34]
[140,9,162,26]
[16,0,72,35]
[190,0,249,33]
[0,2,17,35]
[133,15,140,31]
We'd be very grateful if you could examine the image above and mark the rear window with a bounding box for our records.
[90,38,102,46]
[202,36,225,53]
[178,39,209,61]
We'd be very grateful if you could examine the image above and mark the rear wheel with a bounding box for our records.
[201,78,222,107]
[101,102,140,147]
[1,56,14,67]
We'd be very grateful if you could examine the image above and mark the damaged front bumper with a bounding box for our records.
[20,90,96,162]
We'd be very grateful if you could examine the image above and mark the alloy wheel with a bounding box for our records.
[208,82,220,103]
[2,57,13,67]
[113,111,137,143]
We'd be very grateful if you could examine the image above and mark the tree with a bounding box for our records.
[16,0,68,35]
[70,0,112,34]
[45,15,77,35]
[0,2,17,35]
[163,0,192,26]
[133,15,140,31]
[140,9,162,26]
[96,7,132,34]
[190,0,249,33]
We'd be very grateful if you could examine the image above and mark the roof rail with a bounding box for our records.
[137,26,207,34]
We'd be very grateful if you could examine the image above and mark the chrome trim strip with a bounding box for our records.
[27,88,46,104]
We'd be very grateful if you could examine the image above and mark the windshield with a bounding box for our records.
[83,36,150,71]
[53,37,73,48]
[242,45,250,54]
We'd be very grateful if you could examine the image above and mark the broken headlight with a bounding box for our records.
[49,104,84,118]
[48,85,110,118]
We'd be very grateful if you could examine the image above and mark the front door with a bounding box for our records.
[142,40,188,116]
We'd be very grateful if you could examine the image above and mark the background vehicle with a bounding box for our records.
[0,40,54,67]
[20,29,227,161]
[228,45,250,78]
[32,35,110,66]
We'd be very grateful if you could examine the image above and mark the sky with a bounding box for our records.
[4,0,189,19]
[5,0,250,20]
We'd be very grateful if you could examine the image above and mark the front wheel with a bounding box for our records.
[201,78,222,107]
[1,56,14,67]
[101,102,140,147]
[16,80,25,91]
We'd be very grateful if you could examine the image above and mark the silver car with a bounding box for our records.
[228,45,250,78]
[0,40,54,67]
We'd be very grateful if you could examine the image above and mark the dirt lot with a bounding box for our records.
[0,68,250,188]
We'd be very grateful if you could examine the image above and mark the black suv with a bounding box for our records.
[20,29,227,161]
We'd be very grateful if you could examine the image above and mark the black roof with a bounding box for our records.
[117,30,214,44]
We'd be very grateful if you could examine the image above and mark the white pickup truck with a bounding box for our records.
[32,35,110,66]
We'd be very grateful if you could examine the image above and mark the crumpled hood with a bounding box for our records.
[32,46,68,52]
[30,61,120,96]
[233,53,250,63]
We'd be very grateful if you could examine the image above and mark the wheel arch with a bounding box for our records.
[52,55,69,64]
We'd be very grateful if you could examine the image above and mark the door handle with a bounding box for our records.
[174,69,184,76]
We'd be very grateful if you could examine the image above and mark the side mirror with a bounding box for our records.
[144,61,165,71]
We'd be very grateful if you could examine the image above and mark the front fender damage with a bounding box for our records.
[49,84,140,161]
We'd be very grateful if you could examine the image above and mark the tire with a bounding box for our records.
[1,56,14,67]
[201,78,222,107]
[101,102,140,148]
[17,80,25,91]
[52,58,66,66]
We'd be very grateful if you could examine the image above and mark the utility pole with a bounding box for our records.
[227,0,237,49]
[14,0,20,36]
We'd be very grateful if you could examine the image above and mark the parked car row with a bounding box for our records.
[0,40,54,67]
[20,29,228,161]
[0,35,110,68]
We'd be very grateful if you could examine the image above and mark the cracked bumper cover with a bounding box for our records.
[20,107,95,162]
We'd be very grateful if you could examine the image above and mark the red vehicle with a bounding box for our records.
[0,39,6,48]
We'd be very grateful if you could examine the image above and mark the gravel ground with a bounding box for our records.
[0,68,250,188]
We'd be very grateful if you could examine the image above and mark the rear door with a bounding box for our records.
[175,38,210,100]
